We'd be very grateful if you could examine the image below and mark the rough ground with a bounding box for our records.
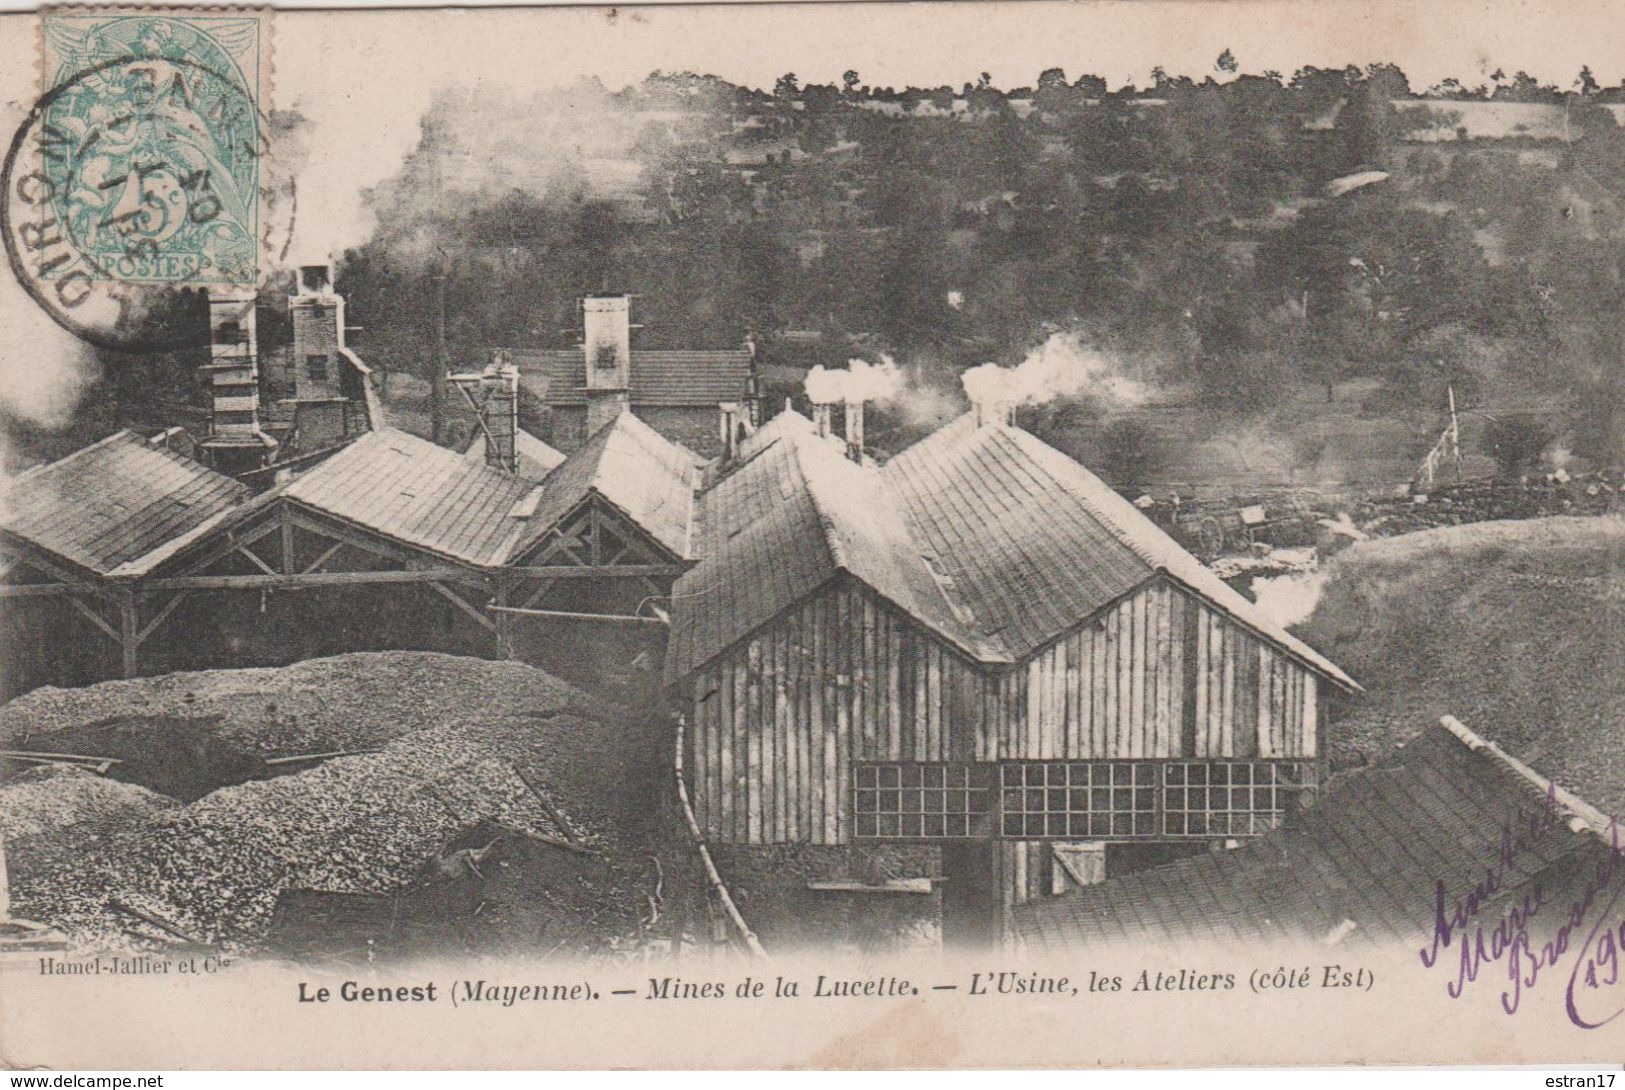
[0,652,704,961]
[0,653,587,799]
[0,765,177,856]
[1297,515,1625,818]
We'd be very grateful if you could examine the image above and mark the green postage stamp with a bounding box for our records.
[34,7,266,287]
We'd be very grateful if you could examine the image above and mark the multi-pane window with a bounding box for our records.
[1000,762,1157,839]
[854,764,990,839]
[306,354,329,381]
[856,760,1313,841]
[1163,761,1309,837]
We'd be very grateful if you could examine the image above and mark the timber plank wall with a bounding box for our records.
[688,574,1322,846]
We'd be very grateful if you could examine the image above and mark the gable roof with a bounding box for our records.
[883,416,1152,661]
[1012,717,1618,953]
[0,431,251,579]
[665,413,1004,680]
[516,348,754,408]
[885,416,1356,687]
[283,427,537,568]
[510,412,701,562]
[666,410,1356,687]
[461,426,567,481]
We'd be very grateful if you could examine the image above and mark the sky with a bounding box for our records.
[1,0,1623,431]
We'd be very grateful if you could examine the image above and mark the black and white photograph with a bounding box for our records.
[0,0,1620,1071]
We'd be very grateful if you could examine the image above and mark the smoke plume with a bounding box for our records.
[961,331,1151,409]
[804,355,905,404]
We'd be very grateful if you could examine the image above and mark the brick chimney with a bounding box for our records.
[811,402,833,439]
[290,263,345,403]
[718,401,745,462]
[582,294,631,437]
[481,352,519,474]
[448,352,520,474]
[197,290,274,473]
[974,399,1015,428]
[844,398,865,462]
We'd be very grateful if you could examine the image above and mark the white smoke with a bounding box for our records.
[1249,569,1330,629]
[804,355,905,405]
[0,274,100,439]
[960,332,1151,409]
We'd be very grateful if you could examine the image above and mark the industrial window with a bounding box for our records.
[1000,763,1157,839]
[997,760,1314,840]
[853,764,990,839]
[1163,761,1310,837]
[306,354,328,380]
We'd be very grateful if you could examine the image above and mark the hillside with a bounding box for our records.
[1297,516,1624,817]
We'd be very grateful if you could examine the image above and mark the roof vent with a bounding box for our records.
[508,485,544,520]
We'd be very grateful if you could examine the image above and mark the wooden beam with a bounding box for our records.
[134,592,190,646]
[140,569,479,591]
[237,543,279,577]
[285,510,419,565]
[162,512,285,581]
[492,581,513,658]
[490,604,667,625]
[0,582,77,599]
[519,578,556,610]
[504,564,686,578]
[65,595,121,643]
[119,592,138,678]
[427,580,497,631]
[280,513,296,575]
[300,539,346,575]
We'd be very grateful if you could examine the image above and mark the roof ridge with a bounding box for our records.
[991,424,1168,570]
[787,430,849,570]
[993,423,1357,690]
[788,427,1003,661]
[1439,714,1620,843]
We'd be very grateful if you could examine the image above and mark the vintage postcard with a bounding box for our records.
[0,0,1621,1070]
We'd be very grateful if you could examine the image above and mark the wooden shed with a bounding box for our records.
[665,409,1358,942]
[0,417,697,698]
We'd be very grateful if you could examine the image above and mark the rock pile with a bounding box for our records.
[2,653,679,957]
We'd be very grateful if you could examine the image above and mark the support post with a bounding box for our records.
[119,591,139,679]
[493,579,513,659]
[281,511,296,575]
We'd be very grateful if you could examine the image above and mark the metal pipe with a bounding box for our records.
[486,604,668,626]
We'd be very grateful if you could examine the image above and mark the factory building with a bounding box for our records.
[516,294,759,458]
[664,396,1357,943]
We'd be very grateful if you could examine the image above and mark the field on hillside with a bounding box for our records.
[1296,516,1624,817]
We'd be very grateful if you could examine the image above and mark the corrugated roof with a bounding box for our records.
[1012,720,1616,952]
[667,410,1356,689]
[516,348,754,407]
[884,416,1151,660]
[284,427,537,568]
[510,412,700,562]
[0,431,251,578]
[885,416,1357,687]
[665,413,998,680]
[462,427,567,480]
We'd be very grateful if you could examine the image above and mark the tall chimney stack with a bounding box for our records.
[198,290,275,474]
[844,399,865,462]
[447,352,520,474]
[974,398,1015,428]
[582,294,632,437]
[718,402,743,462]
[291,262,345,403]
[482,351,519,474]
